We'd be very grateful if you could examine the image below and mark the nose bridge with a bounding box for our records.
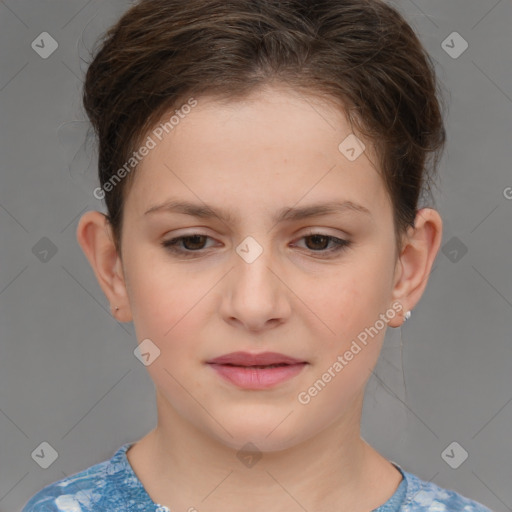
[222,233,289,328]
[234,234,278,294]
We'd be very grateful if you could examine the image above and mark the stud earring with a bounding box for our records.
[403,310,411,322]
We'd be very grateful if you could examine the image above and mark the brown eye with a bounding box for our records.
[161,234,213,254]
[178,235,208,250]
[304,234,330,251]
[161,232,351,259]
[294,232,351,257]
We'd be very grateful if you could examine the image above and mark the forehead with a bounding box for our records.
[125,85,390,222]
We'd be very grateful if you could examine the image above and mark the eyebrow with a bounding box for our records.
[144,199,372,224]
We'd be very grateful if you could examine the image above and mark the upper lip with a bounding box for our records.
[206,351,307,366]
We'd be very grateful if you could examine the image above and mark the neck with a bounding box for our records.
[127,389,402,512]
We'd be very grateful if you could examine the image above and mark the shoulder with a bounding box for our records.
[20,444,131,512]
[400,469,494,512]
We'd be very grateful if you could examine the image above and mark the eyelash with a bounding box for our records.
[161,232,351,258]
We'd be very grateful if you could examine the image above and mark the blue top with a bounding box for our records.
[21,443,494,512]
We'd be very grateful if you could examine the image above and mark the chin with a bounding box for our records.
[222,434,301,455]
[207,417,310,454]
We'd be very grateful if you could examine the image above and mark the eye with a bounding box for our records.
[161,234,214,255]
[293,232,351,256]
[161,231,352,258]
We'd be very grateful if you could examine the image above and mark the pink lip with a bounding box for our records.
[206,352,309,390]
[206,351,306,366]
[207,362,308,389]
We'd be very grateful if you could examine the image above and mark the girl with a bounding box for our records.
[22,0,494,510]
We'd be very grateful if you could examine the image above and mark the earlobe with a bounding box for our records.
[388,208,443,328]
[76,211,132,322]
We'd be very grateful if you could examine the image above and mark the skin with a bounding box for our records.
[77,84,442,512]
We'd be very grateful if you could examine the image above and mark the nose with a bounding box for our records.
[219,240,291,333]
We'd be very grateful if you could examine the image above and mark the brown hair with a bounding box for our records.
[82,0,447,259]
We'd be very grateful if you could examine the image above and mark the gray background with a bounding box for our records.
[1,0,511,511]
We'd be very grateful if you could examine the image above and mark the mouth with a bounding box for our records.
[206,360,308,389]
[218,363,296,369]
[206,351,307,367]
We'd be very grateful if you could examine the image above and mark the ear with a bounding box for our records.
[387,208,443,328]
[76,210,133,323]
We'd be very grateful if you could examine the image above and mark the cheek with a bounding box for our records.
[299,277,387,416]
[126,259,222,390]
[301,268,392,411]
[126,248,205,334]
[305,260,388,340]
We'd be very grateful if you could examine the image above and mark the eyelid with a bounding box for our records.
[161,229,352,258]
[299,228,350,239]
[292,231,351,253]
[161,232,218,251]
[161,228,347,244]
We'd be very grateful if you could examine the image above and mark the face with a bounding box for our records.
[117,85,402,451]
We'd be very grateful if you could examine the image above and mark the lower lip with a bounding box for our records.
[207,363,307,389]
